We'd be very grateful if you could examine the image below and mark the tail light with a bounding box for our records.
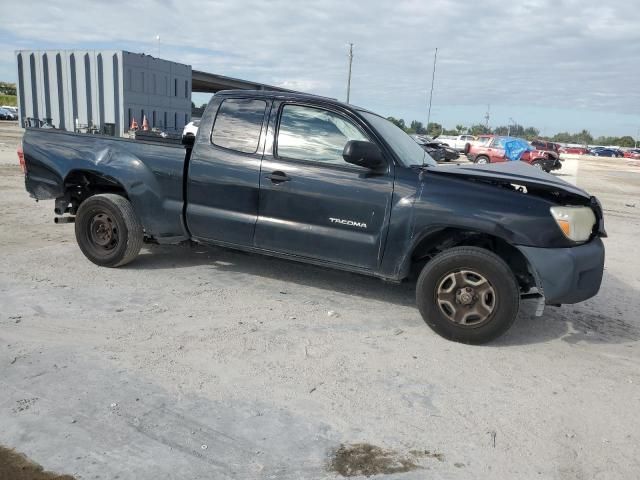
[17,143,26,174]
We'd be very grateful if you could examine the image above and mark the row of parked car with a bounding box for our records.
[411,134,562,172]
[549,144,639,158]
[423,133,640,163]
[0,106,18,121]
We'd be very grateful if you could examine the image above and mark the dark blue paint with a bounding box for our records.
[22,90,606,305]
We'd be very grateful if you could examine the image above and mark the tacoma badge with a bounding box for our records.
[329,217,367,228]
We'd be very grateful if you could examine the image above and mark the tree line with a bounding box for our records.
[386,117,637,147]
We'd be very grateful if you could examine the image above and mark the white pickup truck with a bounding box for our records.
[439,134,477,152]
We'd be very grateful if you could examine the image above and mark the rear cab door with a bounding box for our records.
[254,100,395,270]
[186,95,271,245]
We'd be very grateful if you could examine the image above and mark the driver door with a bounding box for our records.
[254,102,394,270]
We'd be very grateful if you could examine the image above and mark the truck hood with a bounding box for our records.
[425,161,590,199]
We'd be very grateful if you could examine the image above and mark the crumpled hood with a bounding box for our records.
[426,161,590,199]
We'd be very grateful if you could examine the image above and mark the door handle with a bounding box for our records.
[266,171,291,183]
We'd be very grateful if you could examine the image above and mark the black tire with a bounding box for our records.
[75,194,143,267]
[531,160,544,170]
[416,247,520,344]
[475,155,490,164]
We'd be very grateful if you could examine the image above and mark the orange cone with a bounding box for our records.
[130,117,138,130]
[142,115,149,131]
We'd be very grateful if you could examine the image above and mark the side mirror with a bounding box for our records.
[342,140,385,169]
[182,134,196,147]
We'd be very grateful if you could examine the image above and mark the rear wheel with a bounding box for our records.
[416,247,520,344]
[475,156,490,164]
[75,194,143,267]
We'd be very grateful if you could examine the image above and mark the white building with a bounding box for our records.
[16,49,192,136]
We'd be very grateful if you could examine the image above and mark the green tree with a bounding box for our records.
[410,120,426,135]
[523,127,540,140]
[426,122,442,136]
[0,82,16,96]
[470,124,492,135]
[493,125,509,135]
[387,117,406,131]
[455,124,466,134]
[618,136,635,148]
[551,132,572,143]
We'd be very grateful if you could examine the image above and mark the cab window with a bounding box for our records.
[211,98,267,154]
[276,104,368,165]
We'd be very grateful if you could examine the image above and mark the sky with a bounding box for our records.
[0,0,639,138]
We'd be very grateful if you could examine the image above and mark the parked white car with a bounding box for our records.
[439,134,477,151]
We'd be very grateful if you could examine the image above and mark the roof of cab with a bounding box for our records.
[214,89,374,115]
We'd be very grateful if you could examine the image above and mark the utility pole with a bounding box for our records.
[508,117,515,136]
[346,43,354,104]
[484,104,490,130]
[426,47,438,132]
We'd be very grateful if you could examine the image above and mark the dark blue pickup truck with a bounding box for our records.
[19,90,606,344]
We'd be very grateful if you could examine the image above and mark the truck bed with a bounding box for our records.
[22,128,189,242]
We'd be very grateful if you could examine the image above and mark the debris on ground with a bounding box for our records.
[0,445,76,480]
[409,449,446,462]
[329,443,421,477]
[488,430,497,448]
[327,310,340,318]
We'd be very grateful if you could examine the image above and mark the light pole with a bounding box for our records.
[426,47,438,131]
[507,117,515,136]
[346,43,354,104]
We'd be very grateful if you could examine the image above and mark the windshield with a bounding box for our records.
[360,111,437,167]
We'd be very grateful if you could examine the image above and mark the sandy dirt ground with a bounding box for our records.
[1,130,639,479]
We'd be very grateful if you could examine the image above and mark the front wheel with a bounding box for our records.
[416,247,520,344]
[531,160,544,170]
[475,156,490,164]
[75,194,143,267]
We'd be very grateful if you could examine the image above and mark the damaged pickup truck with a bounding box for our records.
[19,90,606,344]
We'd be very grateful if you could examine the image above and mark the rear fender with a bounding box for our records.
[64,145,171,237]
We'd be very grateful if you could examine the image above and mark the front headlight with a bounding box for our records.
[550,206,596,242]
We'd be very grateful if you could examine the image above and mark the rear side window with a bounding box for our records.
[211,99,267,154]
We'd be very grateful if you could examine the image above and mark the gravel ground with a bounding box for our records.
[1,136,639,479]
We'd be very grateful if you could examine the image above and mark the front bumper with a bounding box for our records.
[516,237,605,305]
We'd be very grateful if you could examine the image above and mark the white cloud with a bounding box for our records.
[0,0,639,133]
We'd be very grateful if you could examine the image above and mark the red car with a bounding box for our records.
[467,136,562,172]
[559,146,588,155]
[623,149,640,159]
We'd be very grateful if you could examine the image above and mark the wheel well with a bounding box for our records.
[58,170,128,215]
[410,228,536,292]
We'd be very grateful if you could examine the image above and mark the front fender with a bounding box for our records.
[380,171,572,280]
